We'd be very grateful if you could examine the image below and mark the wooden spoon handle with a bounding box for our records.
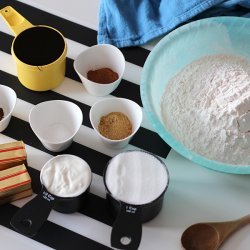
[211,214,250,245]
[230,214,250,230]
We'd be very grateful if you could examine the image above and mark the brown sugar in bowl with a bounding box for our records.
[90,98,143,149]
[98,111,132,140]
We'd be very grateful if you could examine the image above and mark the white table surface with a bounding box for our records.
[0,1,250,249]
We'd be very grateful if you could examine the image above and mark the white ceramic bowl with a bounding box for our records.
[0,85,17,132]
[90,97,143,149]
[73,44,125,96]
[29,100,83,152]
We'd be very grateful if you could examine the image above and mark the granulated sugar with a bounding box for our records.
[161,54,250,165]
[105,151,168,205]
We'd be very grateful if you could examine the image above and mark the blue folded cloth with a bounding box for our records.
[98,0,250,48]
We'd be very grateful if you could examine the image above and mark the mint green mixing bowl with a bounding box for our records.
[141,17,250,174]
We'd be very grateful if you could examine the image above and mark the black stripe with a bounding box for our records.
[0,0,150,67]
[112,78,142,107]
[0,204,112,250]
[0,70,171,158]
[0,31,143,106]
[0,31,12,54]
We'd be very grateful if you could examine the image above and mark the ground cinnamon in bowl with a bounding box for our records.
[98,112,132,140]
[87,68,119,84]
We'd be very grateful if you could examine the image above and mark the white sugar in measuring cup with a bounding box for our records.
[104,150,169,249]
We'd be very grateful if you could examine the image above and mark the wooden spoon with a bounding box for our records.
[181,215,250,250]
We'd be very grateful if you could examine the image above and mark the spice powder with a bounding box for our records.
[87,68,119,84]
[98,112,132,140]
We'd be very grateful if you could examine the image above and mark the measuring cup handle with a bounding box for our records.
[111,203,142,250]
[10,189,56,237]
[0,6,33,36]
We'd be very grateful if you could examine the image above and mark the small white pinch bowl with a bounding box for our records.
[29,100,83,152]
[73,44,125,96]
[90,97,143,149]
[0,84,17,132]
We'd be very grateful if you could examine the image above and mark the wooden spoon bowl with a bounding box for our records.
[181,215,250,250]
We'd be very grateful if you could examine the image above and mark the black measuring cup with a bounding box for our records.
[103,150,170,249]
[10,155,92,237]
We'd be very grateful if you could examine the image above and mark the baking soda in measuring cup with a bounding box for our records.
[41,154,92,197]
[41,155,91,197]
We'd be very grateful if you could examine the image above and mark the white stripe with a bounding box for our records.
[16,0,100,31]
[0,225,53,250]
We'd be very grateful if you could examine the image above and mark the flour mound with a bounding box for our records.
[161,54,250,165]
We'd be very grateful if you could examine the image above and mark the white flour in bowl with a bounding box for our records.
[161,54,250,165]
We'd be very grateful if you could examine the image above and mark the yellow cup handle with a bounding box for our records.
[0,6,33,36]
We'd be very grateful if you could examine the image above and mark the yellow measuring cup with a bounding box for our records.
[0,6,67,91]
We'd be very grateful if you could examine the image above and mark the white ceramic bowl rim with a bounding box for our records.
[0,85,17,122]
[73,44,125,83]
